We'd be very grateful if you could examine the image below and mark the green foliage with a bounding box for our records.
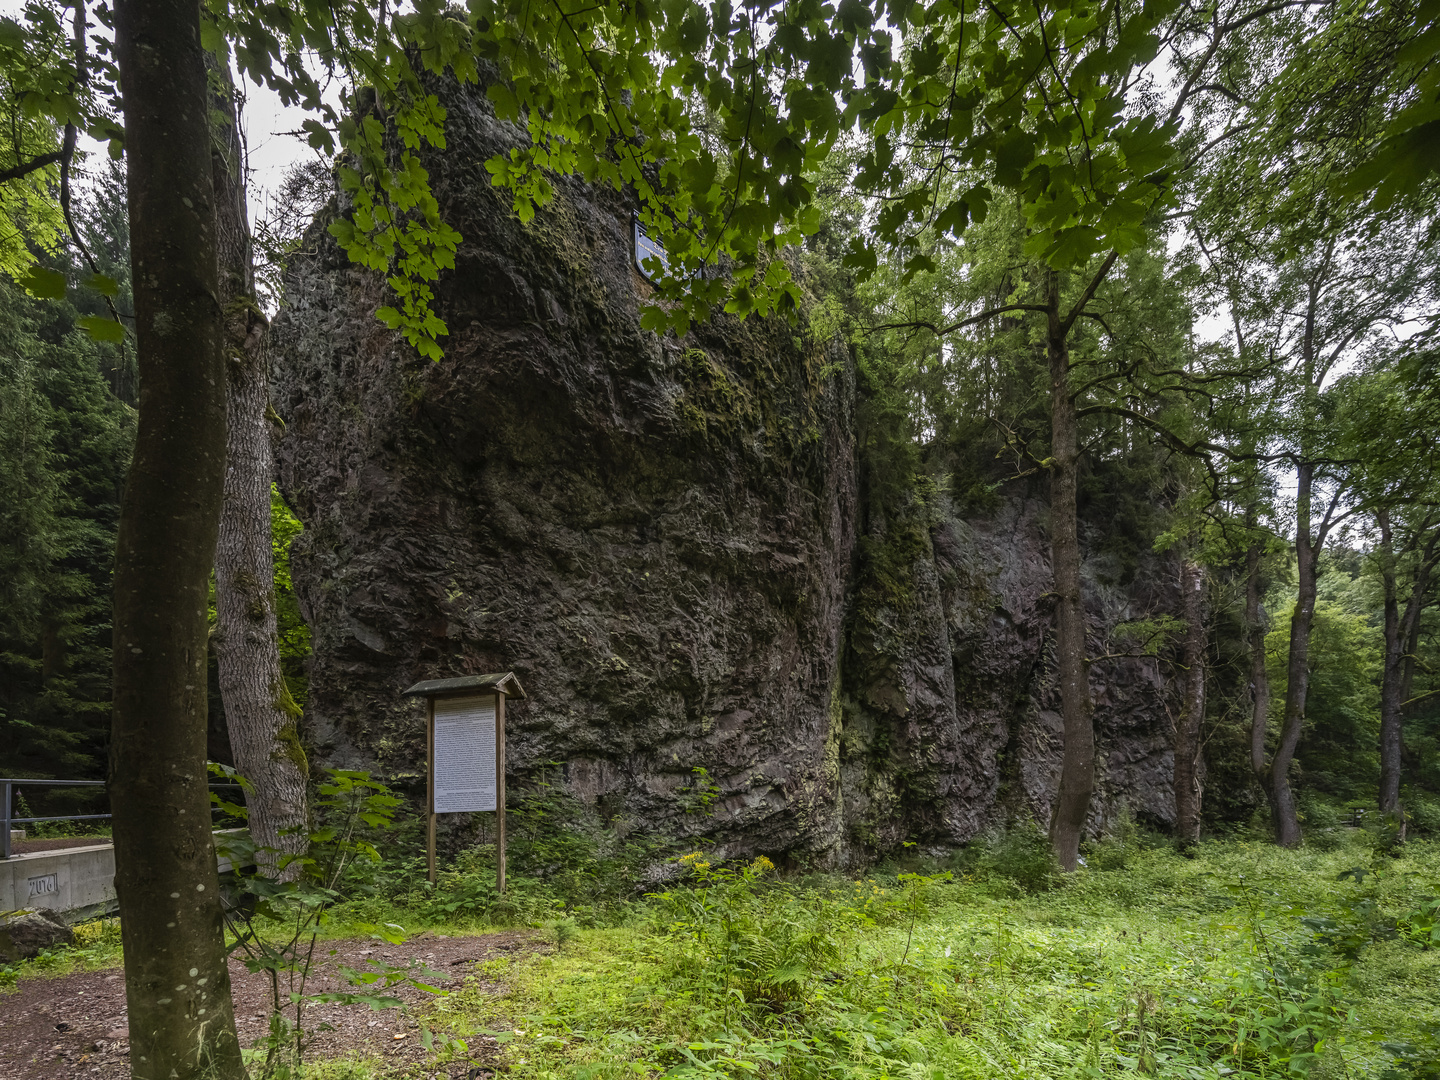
[271,485,311,707]
[1281,0,1440,210]
[961,817,1064,894]
[0,915,123,990]
[0,3,66,281]
[1408,793,1440,837]
[409,838,1440,1080]
[0,267,133,787]
[1265,585,1384,802]
[198,0,1188,354]
[674,767,721,817]
[655,854,841,1016]
[1084,802,1143,870]
[376,777,679,930]
[213,767,465,1078]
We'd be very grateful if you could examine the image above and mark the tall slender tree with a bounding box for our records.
[209,55,310,875]
[1173,557,1207,847]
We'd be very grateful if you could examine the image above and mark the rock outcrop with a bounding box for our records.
[271,75,1181,866]
[842,496,1179,853]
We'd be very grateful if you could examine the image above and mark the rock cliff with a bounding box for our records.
[271,77,1181,866]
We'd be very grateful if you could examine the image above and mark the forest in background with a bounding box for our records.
[0,0,1438,843]
[0,157,312,809]
[3,1,1440,1075]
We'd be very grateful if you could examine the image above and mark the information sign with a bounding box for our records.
[634,214,669,282]
[433,695,497,813]
[403,671,525,891]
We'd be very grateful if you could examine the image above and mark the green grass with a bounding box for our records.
[6,832,1439,1080]
[411,832,1440,1080]
[0,915,124,987]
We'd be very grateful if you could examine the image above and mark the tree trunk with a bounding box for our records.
[41,617,66,684]
[1271,462,1317,847]
[1245,538,1271,785]
[1045,268,1094,872]
[110,0,246,1074]
[209,55,309,876]
[1377,507,1403,819]
[1379,513,1440,823]
[1174,559,1206,848]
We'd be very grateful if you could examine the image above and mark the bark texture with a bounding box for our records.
[1173,559,1206,847]
[209,56,309,873]
[1377,508,1440,820]
[1045,268,1095,872]
[1272,462,1318,847]
[110,0,245,1075]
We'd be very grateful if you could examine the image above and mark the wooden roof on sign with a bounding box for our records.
[401,672,526,700]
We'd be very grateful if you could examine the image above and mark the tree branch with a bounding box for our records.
[1060,249,1120,337]
[0,151,64,184]
[865,302,1052,337]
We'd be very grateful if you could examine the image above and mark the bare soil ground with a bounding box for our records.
[0,929,542,1080]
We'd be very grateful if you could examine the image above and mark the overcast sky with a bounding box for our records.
[0,0,316,236]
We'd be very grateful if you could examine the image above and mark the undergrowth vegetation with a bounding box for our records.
[8,799,1440,1079]
[396,828,1440,1080]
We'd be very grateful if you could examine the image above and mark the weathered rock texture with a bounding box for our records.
[842,495,1179,855]
[272,77,1182,865]
[0,908,73,961]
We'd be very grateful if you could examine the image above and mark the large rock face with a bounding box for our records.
[272,78,1181,865]
[841,495,1179,853]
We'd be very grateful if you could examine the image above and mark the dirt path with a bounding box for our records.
[0,929,539,1079]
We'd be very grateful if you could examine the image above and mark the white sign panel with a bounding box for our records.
[433,695,498,813]
[634,215,669,282]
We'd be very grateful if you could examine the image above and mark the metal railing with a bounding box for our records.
[2,778,244,859]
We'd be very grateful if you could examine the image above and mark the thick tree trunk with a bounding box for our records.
[1245,539,1271,785]
[1272,462,1317,847]
[1377,508,1403,819]
[110,0,246,1075]
[1045,269,1094,872]
[209,57,309,876]
[1174,559,1206,848]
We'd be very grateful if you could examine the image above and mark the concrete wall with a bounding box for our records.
[1,832,248,922]
[0,843,116,920]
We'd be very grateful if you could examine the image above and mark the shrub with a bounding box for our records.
[1084,803,1139,870]
[1406,792,1440,837]
[967,818,1061,894]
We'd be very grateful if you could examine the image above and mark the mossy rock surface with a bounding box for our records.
[271,69,1186,867]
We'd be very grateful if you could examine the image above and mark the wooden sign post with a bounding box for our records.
[402,672,525,892]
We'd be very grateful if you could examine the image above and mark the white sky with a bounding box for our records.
[232,79,329,236]
[0,0,319,237]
